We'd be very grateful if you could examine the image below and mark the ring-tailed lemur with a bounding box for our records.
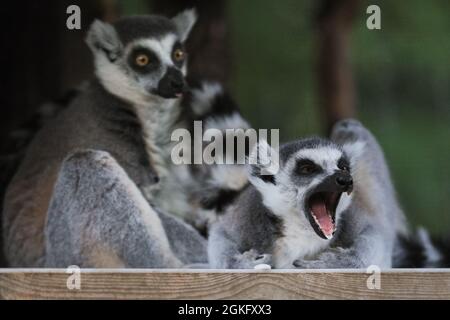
[208,119,407,269]
[2,10,249,267]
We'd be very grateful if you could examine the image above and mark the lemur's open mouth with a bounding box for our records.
[306,191,342,240]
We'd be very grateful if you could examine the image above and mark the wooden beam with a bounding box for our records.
[1,269,450,299]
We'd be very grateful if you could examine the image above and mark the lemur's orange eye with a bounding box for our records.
[173,48,185,61]
[135,54,149,66]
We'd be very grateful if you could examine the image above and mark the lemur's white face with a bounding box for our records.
[86,10,197,105]
[95,34,188,104]
[249,140,362,240]
[277,146,353,239]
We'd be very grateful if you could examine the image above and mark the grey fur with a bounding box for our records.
[208,119,406,269]
[45,150,196,268]
[2,79,206,267]
[208,187,281,268]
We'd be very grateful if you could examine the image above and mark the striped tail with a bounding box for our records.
[394,227,450,268]
[187,80,251,216]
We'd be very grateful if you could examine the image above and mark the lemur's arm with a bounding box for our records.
[208,222,272,269]
[293,217,389,269]
[45,149,206,268]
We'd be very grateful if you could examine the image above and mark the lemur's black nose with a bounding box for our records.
[169,77,184,91]
[165,67,184,91]
[156,67,186,98]
[335,174,353,190]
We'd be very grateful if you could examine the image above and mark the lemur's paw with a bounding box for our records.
[235,249,272,269]
[292,259,329,269]
[293,248,364,269]
[331,119,371,144]
[253,254,272,265]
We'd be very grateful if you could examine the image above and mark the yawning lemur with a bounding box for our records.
[208,119,407,269]
[2,10,249,267]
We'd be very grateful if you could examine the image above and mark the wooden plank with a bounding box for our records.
[1,269,450,300]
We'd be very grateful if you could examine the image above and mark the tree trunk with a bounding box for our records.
[317,0,359,134]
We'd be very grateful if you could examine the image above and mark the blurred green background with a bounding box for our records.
[226,0,450,233]
[123,0,449,233]
[228,0,450,233]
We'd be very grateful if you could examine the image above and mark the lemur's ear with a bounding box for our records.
[247,140,279,185]
[86,20,122,61]
[172,8,197,42]
[342,141,365,167]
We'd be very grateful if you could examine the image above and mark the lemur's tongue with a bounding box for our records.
[310,195,334,238]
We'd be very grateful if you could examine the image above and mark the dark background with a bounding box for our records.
[0,0,449,267]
